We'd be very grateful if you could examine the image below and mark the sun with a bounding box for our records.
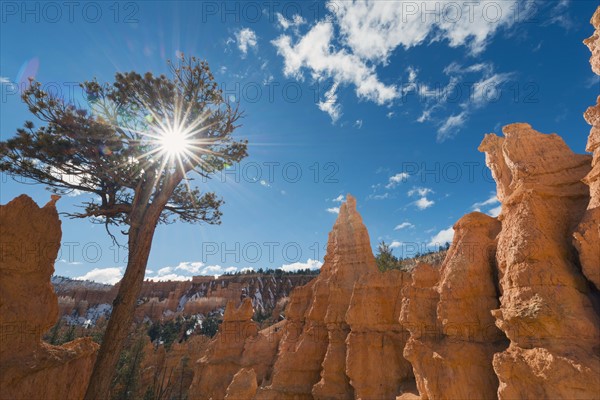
[158,127,190,158]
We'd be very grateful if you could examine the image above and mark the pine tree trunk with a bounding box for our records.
[84,211,160,400]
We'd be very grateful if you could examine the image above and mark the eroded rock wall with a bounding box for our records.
[399,212,507,400]
[480,124,600,399]
[0,195,98,400]
[575,6,600,290]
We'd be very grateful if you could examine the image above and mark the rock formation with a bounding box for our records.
[575,6,600,290]
[188,195,418,400]
[480,124,600,399]
[188,298,259,400]
[52,273,314,326]
[256,194,416,400]
[400,212,507,400]
[0,195,98,400]
[225,368,259,400]
[345,269,413,400]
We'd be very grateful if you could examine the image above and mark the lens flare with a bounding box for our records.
[157,128,190,157]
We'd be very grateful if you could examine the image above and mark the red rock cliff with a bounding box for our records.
[0,195,98,400]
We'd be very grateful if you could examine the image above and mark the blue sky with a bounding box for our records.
[1,0,598,283]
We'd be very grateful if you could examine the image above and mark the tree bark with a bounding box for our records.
[84,171,182,400]
[84,209,161,399]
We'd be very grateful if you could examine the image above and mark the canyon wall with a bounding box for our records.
[0,195,98,400]
[54,272,314,326]
[575,7,600,290]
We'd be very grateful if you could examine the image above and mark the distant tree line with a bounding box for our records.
[375,240,450,272]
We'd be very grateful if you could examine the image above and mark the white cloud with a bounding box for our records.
[368,193,390,200]
[394,222,414,230]
[317,81,342,123]
[326,207,340,214]
[272,21,398,109]
[0,77,11,84]
[415,197,435,210]
[389,241,403,249]
[438,112,468,141]
[545,0,573,29]
[386,172,409,189]
[157,266,173,276]
[236,28,258,56]
[488,205,502,217]
[408,187,433,197]
[428,227,454,247]
[276,13,306,30]
[333,1,519,61]
[174,261,205,274]
[280,258,323,272]
[472,194,499,209]
[471,72,514,108]
[332,194,345,203]
[272,0,524,121]
[472,193,501,216]
[386,111,395,119]
[147,263,239,280]
[354,119,363,129]
[75,267,123,285]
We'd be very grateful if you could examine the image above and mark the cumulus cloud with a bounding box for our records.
[75,267,123,285]
[394,222,414,230]
[326,207,340,214]
[174,261,205,274]
[389,241,403,249]
[386,172,409,189]
[280,258,323,272]
[332,194,345,203]
[272,0,524,123]
[272,21,398,114]
[236,28,258,56]
[408,187,434,210]
[428,227,454,247]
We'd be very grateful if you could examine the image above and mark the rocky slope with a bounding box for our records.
[53,272,315,326]
[0,195,98,400]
